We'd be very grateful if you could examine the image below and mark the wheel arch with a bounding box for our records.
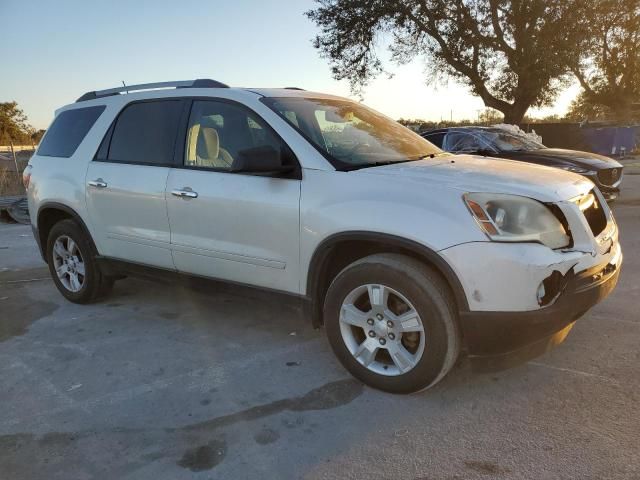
[36,202,98,261]
[305,231,469,328]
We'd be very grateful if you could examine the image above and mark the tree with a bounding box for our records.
[307,0,592,123]
[565,92,612,122]
[478,108,502,125]
[571,0,640,122]
[31,129,46,145]
[0,102,30,145]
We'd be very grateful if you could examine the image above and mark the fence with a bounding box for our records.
[0,145,36,153]
[0,145,34,173]
[519,123,640,156]
[0,146,32,196]
[0,169,25,196]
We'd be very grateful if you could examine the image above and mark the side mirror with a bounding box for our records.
[230,145,294,174]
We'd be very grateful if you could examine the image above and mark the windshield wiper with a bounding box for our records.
[414,152,449,160]
[341,156,439,171]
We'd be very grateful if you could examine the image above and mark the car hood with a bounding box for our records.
[356,155,593,202]
[499,148,623,170]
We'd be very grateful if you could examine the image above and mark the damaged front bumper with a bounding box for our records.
[440,228,622,368]
[460,252,620,369]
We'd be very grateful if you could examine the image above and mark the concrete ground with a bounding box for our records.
[1,178,639,480]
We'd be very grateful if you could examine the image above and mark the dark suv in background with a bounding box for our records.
[422,127,624,201]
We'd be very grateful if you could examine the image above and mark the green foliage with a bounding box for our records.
[566,93,613,122]
[398,112,574,132]
[0,102,36,145]
[307,0,592,123]
[572,0,640,122]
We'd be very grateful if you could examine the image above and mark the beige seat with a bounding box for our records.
[186,124,233,168]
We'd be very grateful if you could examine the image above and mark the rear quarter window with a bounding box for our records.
[37,106,106,158]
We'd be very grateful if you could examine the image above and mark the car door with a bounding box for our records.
[165,99,301,293]
[85,99,187,269]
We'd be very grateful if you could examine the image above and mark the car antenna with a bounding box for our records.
[122,81,128,93]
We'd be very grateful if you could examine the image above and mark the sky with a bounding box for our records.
[0,0,579,130]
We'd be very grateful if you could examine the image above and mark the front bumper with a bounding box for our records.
[459,255,621,368]
[584,172,622,201]
[440,217,621,369]
[596,183,620,202]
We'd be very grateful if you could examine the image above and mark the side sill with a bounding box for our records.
[96,256,311,310]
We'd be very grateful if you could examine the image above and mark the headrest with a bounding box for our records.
[198,126,220,160]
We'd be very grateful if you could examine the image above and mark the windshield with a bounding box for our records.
[262,97,442,169]
[478,130,545,152]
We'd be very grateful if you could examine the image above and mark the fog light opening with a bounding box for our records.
[536,282,546,303]
[537,269,573,307]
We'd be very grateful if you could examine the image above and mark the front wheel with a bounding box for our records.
[46,219,113,303]
[324,254,460,394]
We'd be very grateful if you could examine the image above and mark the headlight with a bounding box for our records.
[463,193,570,249]
[559,165,590,174]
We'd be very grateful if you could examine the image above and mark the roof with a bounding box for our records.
[54,80,355,118]
[75,79,349,104]
[245,88,347,101]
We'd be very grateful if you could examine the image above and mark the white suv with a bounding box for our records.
[25,79,622,393]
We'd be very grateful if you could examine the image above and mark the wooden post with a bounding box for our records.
[10,140,19,173]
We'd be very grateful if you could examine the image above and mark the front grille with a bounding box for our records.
[598,168,622,186]
[575,191,607,237]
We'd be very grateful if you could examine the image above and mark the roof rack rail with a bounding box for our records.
[76,78,229,103]
[284,87,305,91]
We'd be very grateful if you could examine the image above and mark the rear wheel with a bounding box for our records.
[47,219,113,303]
[324,254,460,394]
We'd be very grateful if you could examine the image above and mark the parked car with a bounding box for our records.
[422,126,624,201]
[24,80,622,393]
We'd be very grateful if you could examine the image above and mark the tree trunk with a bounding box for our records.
[502,104,530,125]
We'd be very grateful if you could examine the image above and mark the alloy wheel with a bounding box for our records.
[52,235,85,293]
[339,284,426,376]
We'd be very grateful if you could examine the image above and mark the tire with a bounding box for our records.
[324,253,460,394]
[46,219,114,303]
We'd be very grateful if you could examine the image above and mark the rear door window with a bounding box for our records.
[37,106,106,158]
[106,100,184,166]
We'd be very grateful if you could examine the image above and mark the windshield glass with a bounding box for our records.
[478,130,545,152]
[263,97,442,169]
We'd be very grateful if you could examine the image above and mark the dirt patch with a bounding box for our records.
[0,283,57,342]
[177,439,227,472]
[0,267,50,283]
[0,380,361,476]
[178,378,363,435]
[465,460,512,475]
[253,428,280,445]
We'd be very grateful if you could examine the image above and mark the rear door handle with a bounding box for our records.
[171,188,198,199]
[88,179,108,188]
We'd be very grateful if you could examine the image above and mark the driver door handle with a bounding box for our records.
[88,179,108,188]
[171,188,198,199]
